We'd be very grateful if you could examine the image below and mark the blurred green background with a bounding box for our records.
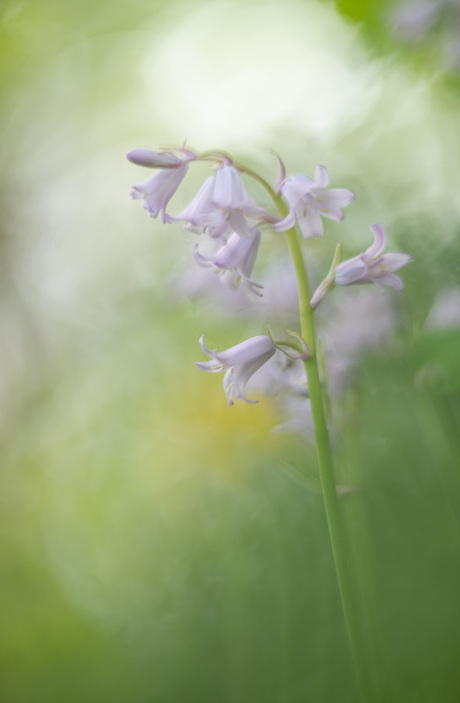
[1,0,460,701]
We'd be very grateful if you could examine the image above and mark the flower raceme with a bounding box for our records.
[335,223,413,291]
[273,165,355,238]
[196,335,276,406]
[127,144,413,408]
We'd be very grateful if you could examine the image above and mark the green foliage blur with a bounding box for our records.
[1,0,460,701]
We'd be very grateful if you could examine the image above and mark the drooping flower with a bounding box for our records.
[273,165,355,238]
[335,223,412,291]
[196,335,276,405]
[127,147,196,222]
[173,164,267,239]
[194,228,262,294]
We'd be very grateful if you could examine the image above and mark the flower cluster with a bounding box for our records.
[127,145,412,407]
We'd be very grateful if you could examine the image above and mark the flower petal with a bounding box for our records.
[196,335,275,405]
[296,206,324,238]
[193,243,215,268]
[213,231,254,270]
[126,148,182,168]
[379,252,413,272]
[195,359,224,373]
[281,175,315,207]
[228,209,252,238]
[198,334,218,358]
[224,350,275,405]
[335,255,368,285]
[320,208,344,223]
[173,177,216,223]
[130,166,188,219]
[215,335,274,366]
[375,272,404,291]
[238,229,261,279]
[130,173,158,199]
[367,223,387,258]
[317,188,355,210]
[272,209,296,232]
[213,165,247,208]
[314,165,329,188]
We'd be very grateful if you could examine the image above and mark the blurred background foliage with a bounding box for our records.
[1,0,460,701]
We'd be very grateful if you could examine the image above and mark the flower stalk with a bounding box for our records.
[247,171,376,703]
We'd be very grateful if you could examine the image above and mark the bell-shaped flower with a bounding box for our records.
[196,334,276,406]
[173,164,267,240]
[130,166,189,222]
[335,223,413,291]
[194,228,262,294]
[273,165,355,238]
[128,146,196,222]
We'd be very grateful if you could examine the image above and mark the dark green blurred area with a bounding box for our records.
[1,0,460,701]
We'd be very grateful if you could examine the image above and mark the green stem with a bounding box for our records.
[285,225,373,702]
[238,165,376,701]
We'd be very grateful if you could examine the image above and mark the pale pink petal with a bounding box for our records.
[318,188,355,209]
[320,208,343,223]
[238,230,260,279]
[367,223,387,258]
[196,335,276,405]
[282,175,314,206]
[296,206,323,238]
[130,166,188,219]
[335,256,368,285]
[228,209,252,238]
[193,243,214,268]
[375,272,404,291]
[126,148,181,168]
[213,165,247,208]
[379,253,413,272]
[198,334,217,359]
[199,210,231,239]
[272,209,296,232]
[130,173,158,199]
[314,165,329,188]
[173,177,215,222]
[224,348,275,405]
[216,335,274,366]
[213,232,252,269]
